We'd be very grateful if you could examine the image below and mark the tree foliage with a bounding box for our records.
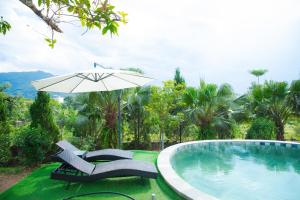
[4,0,127,47]
[183,80,235,139]
[288,79,300,115]
[174,68,185,85]
[249,68,268,84]
[30,91,60,148]
[0,16,11,35]
[248,81,292,140]
[0,84,11,165]
[125,86,151,147]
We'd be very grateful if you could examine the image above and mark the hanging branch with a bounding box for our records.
[15,0,128,48]
[19,0,63,33]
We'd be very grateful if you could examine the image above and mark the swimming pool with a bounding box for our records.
[157,140,300,200]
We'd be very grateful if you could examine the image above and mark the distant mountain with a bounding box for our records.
[0,71,57,99]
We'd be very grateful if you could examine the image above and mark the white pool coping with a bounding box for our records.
[157,139,300,200]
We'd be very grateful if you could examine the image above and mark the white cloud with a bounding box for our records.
[0,0,300,93]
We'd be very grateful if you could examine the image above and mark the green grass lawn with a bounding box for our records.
[0,150,182,200]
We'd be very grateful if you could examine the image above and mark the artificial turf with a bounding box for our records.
[0,150,183,200]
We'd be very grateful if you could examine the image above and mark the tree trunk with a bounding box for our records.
[199,128,203,140]
[160,130,164,150]
[179,124,182,143]
[137,110,140,145]
[275,121,285,141]
[134,123,137,147]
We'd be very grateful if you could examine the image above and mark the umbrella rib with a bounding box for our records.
[98,73,104,80]
[91,73,96,80]
[100,79,109,91]
[111,74,140,86]
[98,73,113,81]
[37,74,80,90]
[76,74,95,82]
[69,76,86,93]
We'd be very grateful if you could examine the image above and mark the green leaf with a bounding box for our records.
[0,17,11,35]
[44,38,56,49]
[46,0,50,8]
[84,0,91,9]
[102,25,110,35]
[67,6,74,12]
[38,0,42,6]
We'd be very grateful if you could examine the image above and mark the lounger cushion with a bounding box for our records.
[56,140,133,161]
[93,159,157,175]
[86,149,133,161]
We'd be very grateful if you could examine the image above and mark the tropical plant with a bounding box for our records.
[288,79,300,115]
[30,91,60,149]
[248,81,292,140]
[183,80,235,140]
[75,92,103,149]
[249,68,268,84]
[98,91,120,148]
[246,117,276,139]
[125,86,151,147]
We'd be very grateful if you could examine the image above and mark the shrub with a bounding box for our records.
[246,117,276,140]
[232,123,244,139]
[13,126,51,165]
[0,91,10,165]
[0,122,10,165]
[30,91,60,150]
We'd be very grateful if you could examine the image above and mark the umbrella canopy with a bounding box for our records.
[32,68,153,93]
[31,66,153,149]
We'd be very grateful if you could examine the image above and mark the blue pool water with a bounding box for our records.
[171,142,300,200]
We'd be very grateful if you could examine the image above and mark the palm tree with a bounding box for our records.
[183,80,235,140]
[248,81,292,140]
[249,69,268,84]
[125,86,150,146]
[288,79,300,115]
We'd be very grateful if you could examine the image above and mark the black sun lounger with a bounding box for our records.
[51,149,158,182]
[56,140,133,161]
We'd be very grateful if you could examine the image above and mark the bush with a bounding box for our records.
[246,117,275,140]
[0,122,10,165]
[232,123,244,139]
[13,126,51,165]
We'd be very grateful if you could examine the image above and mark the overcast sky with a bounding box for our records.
[0,0,300,93]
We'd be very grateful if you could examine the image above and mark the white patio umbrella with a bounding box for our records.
[31,63,153,148]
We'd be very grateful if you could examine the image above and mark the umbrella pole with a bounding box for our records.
[117,91,122,149]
